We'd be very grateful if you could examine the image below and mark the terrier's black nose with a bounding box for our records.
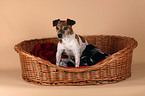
[58,34,62,38]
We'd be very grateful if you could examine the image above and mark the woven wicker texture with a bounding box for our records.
[14,35,137,86]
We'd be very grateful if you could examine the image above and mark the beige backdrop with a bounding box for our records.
[1,0,145,70]
[0,0,145,96]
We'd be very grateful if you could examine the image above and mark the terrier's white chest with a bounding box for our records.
[61,37,79,56]
[60,34,87,56]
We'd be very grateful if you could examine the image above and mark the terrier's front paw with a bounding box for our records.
[56,62,59,66]
[75,64,79,67]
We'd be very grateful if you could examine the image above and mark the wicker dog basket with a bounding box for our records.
[14,35,137,86]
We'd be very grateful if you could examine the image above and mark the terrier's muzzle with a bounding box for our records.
[57,33,62,39]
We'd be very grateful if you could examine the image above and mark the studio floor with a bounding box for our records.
[1,0,145,96]
[0,63,145,96]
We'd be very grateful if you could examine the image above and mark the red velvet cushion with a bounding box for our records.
[32,43,57,63]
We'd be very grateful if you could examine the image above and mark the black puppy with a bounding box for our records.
[80,44,110,66]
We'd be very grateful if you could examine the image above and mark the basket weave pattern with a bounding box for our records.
[14,35,137,86]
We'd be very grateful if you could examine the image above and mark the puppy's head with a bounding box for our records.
[53,18,76,39]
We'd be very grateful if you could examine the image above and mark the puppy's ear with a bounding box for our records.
[53,19,60,27]
[67,18,76,26]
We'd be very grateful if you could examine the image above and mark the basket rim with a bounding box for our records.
[14,35,138,72]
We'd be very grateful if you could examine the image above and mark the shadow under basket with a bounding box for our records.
[14,35,137,86]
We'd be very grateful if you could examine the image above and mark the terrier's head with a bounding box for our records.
[53,18,76,39]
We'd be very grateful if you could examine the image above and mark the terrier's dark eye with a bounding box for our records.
[56,27,59,30]
[64,27,68,30]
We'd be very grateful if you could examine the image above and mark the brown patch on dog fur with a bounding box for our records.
[57,21,74,35]
[57,21,66,27]
[68,26,74,35]
[79,35,85,43]
[75,34,80,45]
[59,40,63,44]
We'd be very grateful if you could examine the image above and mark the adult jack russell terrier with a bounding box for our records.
[53,19,88,67]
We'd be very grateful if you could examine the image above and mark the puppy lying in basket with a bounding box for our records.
[53,18,88,67]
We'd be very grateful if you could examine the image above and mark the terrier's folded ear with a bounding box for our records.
[67,18,76,26]
[53,19,60,27]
